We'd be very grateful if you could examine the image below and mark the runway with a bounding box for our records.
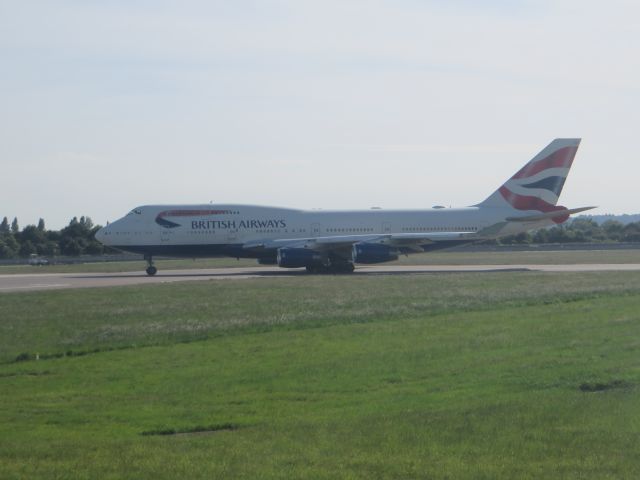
[2,263,640,293]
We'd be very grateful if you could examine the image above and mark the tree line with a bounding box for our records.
[1,215,639,260]
[0,216,106,259]
[496,218,640,245]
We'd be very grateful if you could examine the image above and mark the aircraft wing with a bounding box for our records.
[242,231,477,254]
[242,234,384,251]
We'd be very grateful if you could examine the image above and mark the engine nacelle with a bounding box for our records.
[352,243,399,264]
[277,248,325,268]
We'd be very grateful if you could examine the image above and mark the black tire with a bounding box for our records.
[328,262,354,274]
[146,266,158,276]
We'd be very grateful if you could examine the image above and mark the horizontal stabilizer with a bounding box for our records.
[505,206,596,222]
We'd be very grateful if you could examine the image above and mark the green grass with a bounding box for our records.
[1,272,640,478]
[3,271,640,364]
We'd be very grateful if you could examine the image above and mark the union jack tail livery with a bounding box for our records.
[478,138,581,222]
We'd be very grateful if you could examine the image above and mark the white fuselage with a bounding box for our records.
[96,203,539,254]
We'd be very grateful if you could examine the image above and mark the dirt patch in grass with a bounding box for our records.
[140,423,239,436]
[579,379,632,392]
[0,370,51,378]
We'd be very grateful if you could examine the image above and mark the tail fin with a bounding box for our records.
[477,138,581,215]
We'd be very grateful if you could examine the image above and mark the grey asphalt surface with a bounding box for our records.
[2,264,640,293]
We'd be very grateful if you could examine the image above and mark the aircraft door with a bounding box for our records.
[160,229,173,242]
[311,223,322,236]
[382,222,392,233]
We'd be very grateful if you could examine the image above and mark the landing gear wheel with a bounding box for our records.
[144,254,157,276]
[333,263,355,274]
[306,263,354,274]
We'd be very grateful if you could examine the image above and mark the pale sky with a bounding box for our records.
[1,1,639,229]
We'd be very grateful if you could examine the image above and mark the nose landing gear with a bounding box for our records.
[144,254,157,276]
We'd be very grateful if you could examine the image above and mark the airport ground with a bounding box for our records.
[0,247,639,275]
[1,251,639,478]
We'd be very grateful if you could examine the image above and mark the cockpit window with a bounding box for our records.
[127,209,142,216]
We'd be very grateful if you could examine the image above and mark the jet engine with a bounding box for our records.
[352,243,399,264]
[277,248,326,268]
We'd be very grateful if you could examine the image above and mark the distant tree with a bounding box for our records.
[515,232,531,244]
[19,225,47,255]
[46,229,61,243]
[84,240,104,255]
[0,217,9,235]
[39,240,60,256]
[20,225,46,244]
[0,237,18,258]
[622,222,640,242]
[58,216,98,255]
[546,225,572,243]
[61,217,91,238]
[84,225,104,254]
[37,218,45,231]
[602,220,624,241]
[60,237,84,256]
[569,218,600,242]
[79,216,94,229]
[18,240,36,257]
[532,228,549,244]
[10,217,19,234]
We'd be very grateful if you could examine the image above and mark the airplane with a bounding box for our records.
[95,138,595,275]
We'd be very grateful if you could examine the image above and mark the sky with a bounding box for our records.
[1,0,639,229]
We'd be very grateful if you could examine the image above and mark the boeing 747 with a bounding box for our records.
[95,138,594,275]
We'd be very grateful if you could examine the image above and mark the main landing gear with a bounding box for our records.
[305,262,355,274]
[144,254,157,276]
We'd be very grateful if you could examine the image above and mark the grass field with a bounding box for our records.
[1,272,640,478]
[1,248,639,275]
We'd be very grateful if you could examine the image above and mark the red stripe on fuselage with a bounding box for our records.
[511,146,577,180]
[157,209,232,218]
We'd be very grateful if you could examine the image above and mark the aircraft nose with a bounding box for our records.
[95,226,106,243]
